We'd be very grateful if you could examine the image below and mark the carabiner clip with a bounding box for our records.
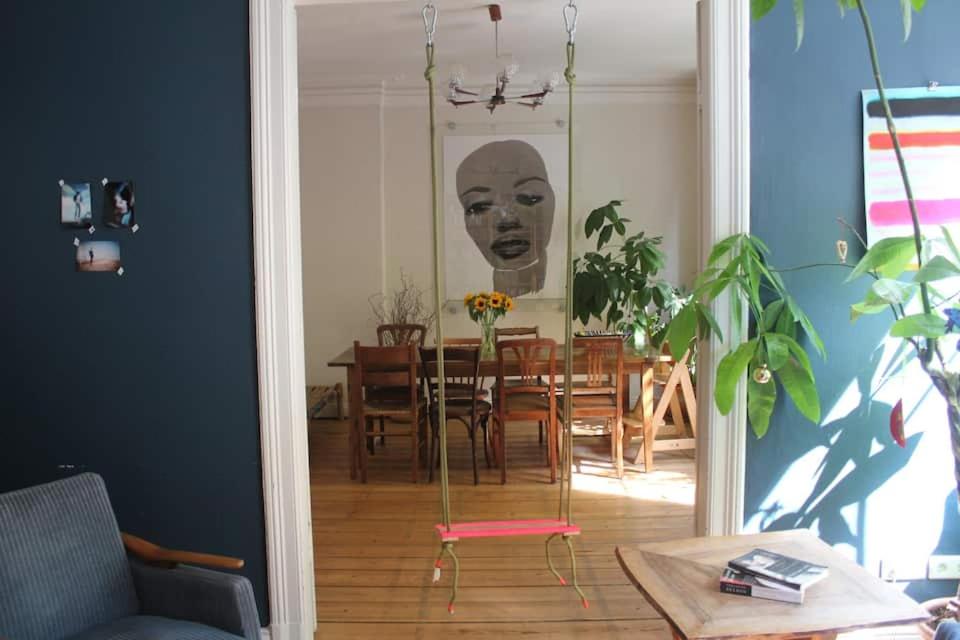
[563,2,578,44]
[422,3,438,46]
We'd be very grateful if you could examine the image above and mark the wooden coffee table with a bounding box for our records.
[616,529,928,640]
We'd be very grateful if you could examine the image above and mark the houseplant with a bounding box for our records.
[572,200,683,351]
[751,0,960,632]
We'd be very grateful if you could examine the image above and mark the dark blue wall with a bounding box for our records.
[0,0,268,622]
[750,1,960,601]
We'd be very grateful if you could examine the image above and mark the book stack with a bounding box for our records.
[719,548,829,604]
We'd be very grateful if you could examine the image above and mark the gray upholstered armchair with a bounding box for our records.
[0,473,260,640]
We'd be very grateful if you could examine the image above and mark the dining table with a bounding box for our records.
[327,342,695,478]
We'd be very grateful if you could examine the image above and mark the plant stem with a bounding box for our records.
[855,1,932,319]
[771,263,854,273]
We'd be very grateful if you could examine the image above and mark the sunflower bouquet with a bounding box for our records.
[463,291,514,357]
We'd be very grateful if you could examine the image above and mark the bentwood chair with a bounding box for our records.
[376,323,428,347]
[493,338,558,484]
[557,337,625,477]
[351,341,428,483]
[420,346,492,485]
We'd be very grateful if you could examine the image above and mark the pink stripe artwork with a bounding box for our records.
[869,199,960,227]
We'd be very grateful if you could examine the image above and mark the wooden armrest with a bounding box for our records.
[122,532,245,570]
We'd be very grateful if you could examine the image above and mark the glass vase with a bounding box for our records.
[479,318,496,360]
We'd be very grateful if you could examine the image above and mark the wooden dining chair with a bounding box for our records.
[557,337,625,478]
[494,326,540,341]
[420,346,491,485]
[494,326,545,443]
[351,341,427,483]
[493,338,558,484]
[377,323,428,347]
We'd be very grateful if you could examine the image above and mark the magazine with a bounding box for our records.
[728,548,828,590]
[719,568,803,604]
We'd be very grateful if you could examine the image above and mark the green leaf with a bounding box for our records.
[603,203,619,223]
[871,278,918,304]
[775,302,797,339]
[793,0,805,49]
[707,235,741,267]
[764,334,791,371]
[748,370,777,438]
[912,0,926,10]
[850,300,889,321]
[665,302,699,359]
[942,226,960,265]
[847,237,916,282]
[696,302,723,343]
[890,313,947,338]
[914,255,960,283]
[597,225,614,250]
[784,297,825,358]
[752,0,777,21]
[762,299,786,333]
[900,0,912,40]
[614,220,626,236]
[777,357,820,423]
[714,339,758,416]
[585,208,605,238]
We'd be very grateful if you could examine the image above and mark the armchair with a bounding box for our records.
[0,473,260,640]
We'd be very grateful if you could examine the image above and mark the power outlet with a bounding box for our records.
[928,555,960,579]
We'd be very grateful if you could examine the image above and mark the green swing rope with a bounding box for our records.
[423,0,583,613]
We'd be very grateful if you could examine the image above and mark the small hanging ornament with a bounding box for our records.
[753,365,772,384]
[836,240,848,264]
[890,399,906,448]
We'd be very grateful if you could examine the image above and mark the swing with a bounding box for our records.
[420,0,587,614]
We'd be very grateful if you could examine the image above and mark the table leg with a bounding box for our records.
[346,372,358,481]
[641,365,655,473]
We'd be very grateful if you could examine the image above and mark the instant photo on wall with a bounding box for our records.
[60,182,93,228]
[103,181,136,229]
[76,240,121,272]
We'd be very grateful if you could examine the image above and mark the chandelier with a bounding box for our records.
[447,4,560,113]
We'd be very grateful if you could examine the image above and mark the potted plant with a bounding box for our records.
[463,291,515,359]
[572,200,683,352]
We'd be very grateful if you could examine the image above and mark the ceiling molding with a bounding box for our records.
[300,83,697,108]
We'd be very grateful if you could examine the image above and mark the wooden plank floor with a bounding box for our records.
[309,418,694,639]
[308,419,920,639]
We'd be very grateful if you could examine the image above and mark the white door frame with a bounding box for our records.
[248,0,750,636]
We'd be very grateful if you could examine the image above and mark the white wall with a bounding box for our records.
[300,104,384,387]
[299,92,699,385]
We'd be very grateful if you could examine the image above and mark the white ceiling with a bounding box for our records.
[297,0,698,91]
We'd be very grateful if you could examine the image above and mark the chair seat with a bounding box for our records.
[438,382,489,400]
[438,399,492,418]
[363,397,427,416]
[67,615,243,640]
[504,393,551,412]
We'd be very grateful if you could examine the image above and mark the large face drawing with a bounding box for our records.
[456,140,556,274]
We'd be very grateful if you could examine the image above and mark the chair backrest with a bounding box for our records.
[496,338,556,395]
[419,346,481,410]
[0,473,139,640]
[570,337,624,403]
[353,341,419,410]
[377,324,427,347]
[494,326,539,341]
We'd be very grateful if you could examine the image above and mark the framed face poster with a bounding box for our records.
[863,86,960,248]
[443,133,568,301]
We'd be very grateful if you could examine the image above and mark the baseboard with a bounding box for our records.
[261,623,313,640]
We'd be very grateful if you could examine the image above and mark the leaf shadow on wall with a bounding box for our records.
[751,346,923,562]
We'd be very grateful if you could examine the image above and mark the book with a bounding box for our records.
[719,567,804,604]
[728,548,829,590]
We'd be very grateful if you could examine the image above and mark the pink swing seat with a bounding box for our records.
[435,519,581,542]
